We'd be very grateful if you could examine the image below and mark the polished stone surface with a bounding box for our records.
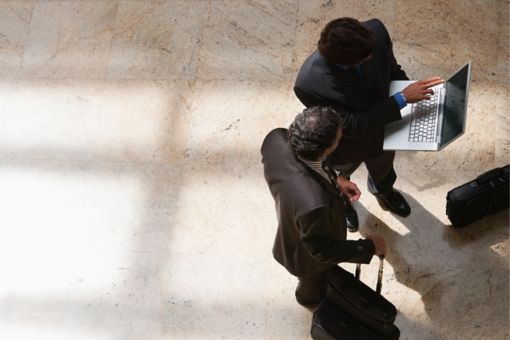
[0,1,508,339]
[22,0,117,79]
[197,0,297,81]
[0,1,34,78]
[109,0,208,80]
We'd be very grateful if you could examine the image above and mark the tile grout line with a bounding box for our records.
[104,0,122,81]
[18,0,37,77]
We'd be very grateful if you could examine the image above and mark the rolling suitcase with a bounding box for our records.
[311,257,400,340]
[446,165,509,227]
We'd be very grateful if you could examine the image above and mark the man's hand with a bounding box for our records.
[402,76,444,103]
[367,235,386,256]
[336,176,361,202]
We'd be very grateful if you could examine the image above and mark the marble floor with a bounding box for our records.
[0,1,508,339]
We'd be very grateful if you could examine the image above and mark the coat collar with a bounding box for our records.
[311,49,375,93]
[296,157,342,198]
[261,128,342,198]
[329,59,374,92]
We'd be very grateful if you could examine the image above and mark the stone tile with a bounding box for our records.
[21,0,118,79]
[394,0,501,82]
[164,254,305,339]
[196,0,297,81]
[0,1,34,78]
[497,0,509,80]
[392,41,448,80]
[495,82,510,167]
[168,80,301,258]
[294,0,396,72]
[108,0,208,80]
[0,160,183,340]
[170,175,274,257]
[495,1,510,167]
[183,80,301,174]
[0,79,192,164]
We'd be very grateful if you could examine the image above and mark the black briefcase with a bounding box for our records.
[446,165,509,227]
[311,257,400,340]
[325,262,396,335]
[311,299,400,340]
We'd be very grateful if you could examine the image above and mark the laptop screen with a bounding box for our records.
[440,63,470,147]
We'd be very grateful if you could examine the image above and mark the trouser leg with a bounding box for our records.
[364,150,396,194]
[331,152,396,194]
[295,271,329,309]
[331,162,361,180]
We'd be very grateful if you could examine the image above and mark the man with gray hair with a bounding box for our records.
[261,106,385,310]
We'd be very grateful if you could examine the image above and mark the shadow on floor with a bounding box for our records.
[356,192,509,340]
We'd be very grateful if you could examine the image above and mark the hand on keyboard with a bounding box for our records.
[402,76,444,103]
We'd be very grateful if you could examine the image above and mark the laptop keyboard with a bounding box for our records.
[409,91,439,142]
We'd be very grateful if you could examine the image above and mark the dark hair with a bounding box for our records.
[318,17,374,65]
[288,106,342,161]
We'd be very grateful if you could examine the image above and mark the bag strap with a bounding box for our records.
[376,255,384,294]
[355,255,385,294]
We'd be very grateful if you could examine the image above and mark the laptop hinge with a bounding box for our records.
[435,88,446,144]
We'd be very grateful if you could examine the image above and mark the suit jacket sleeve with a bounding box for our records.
[376,18,408,81]
[294,87,402,139]
[297,207,375,264]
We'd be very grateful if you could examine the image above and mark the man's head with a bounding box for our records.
[318,17,373,65]
[288,106,343,161]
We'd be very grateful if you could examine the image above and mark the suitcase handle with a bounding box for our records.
[355,255,385,294]
[476,167,504,185]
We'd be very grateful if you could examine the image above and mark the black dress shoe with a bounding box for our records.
[345,203,359,232]
[374,189,411,217]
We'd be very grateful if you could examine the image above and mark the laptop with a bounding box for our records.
[383,62,471,151]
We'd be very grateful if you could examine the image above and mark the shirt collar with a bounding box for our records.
[334,63,350,70]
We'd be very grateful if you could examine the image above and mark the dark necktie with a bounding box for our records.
[348,66,364,80]
[322,161,348,205]
[322,161,340,191]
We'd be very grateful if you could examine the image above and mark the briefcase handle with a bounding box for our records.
[476,166,508,185]
[355,255,385,294]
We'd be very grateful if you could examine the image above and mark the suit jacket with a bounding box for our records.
[294,19,408,164]
[261,128,375,278]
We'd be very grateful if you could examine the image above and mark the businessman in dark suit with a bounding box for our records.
[261,106,386,310]
[294,17,443,231]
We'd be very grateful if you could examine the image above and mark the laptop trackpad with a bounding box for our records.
[383,108,412,150]
[386,111,411,136]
